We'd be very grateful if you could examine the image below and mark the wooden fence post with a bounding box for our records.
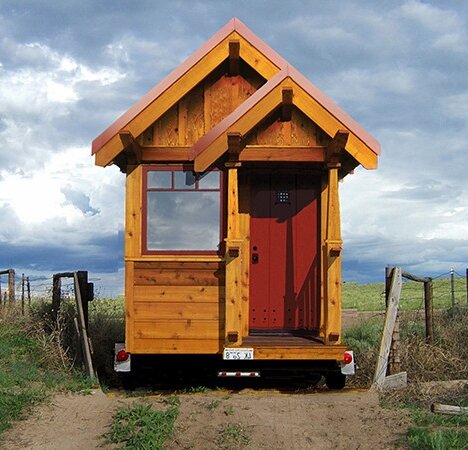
[51,275,61,322]
[27,277,31,306]
[450,268,455,308]
[21,274,25,316]
[465,268,467,305]
[8,269,15,303]
[424,279,433,344]
[76,271,90,328]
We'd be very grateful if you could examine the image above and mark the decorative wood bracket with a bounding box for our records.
[281,87,293,122]
[227,132,244,163]
[228,40,240,76]
[326,240,343,257]
[119,130,143,165]
[326,129,349,166]
[225,239,242,258]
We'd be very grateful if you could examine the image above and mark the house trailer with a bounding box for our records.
[92,18,380,388]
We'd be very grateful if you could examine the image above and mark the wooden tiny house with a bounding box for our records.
[92,18,380,382]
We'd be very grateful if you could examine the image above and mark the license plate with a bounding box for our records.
[223,348,254,360]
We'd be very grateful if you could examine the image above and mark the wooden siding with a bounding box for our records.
[127,260,225,354]
[138,71,262,151]
[245,107,331,147]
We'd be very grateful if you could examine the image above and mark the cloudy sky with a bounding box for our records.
[0,0,466,296]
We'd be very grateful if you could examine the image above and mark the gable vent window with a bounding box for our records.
[144,167,221,253]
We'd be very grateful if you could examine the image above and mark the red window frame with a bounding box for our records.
[142,165,224,255]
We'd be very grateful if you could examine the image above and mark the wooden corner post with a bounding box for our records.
[224,136,243,345]
[322,131,347,344]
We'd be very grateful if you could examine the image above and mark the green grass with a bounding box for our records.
[106,396,180,450]
[342,276,466,311]
[0,307,91,434]
[407,409,468,450]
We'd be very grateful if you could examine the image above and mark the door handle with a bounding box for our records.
[252,253,259,264]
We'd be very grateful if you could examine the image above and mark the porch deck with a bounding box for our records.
[240,335,348,361]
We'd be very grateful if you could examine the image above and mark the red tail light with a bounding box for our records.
[116,349,130,362]
[343,352,353,365]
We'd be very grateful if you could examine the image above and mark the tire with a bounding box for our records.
[325,373,346,390]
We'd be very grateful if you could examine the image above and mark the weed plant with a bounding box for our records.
[106,396,180,450]
[216,423,251,450]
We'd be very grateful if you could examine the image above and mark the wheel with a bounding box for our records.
[325,373,346,390]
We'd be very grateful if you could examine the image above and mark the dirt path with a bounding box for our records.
[1,387,410,450]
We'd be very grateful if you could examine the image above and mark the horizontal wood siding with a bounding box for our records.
[130,260,225,354]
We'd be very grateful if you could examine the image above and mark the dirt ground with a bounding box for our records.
[1,386,411,450]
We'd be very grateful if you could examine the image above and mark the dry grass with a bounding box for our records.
[345,307,468,390]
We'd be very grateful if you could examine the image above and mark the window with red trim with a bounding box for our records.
[143,167,222,253]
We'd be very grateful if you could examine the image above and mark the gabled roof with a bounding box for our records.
[92,17,380,170]
[191,65,380,172]
[92,18,288,167]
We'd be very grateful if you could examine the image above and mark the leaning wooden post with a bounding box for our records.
[374,267,402,389]
[424,279,433,344]
[8,269,15,303]
[386,267,400,374]
[73,272,95,380]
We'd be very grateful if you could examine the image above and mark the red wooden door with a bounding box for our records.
[249,172,320,332]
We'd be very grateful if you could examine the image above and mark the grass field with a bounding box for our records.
[342,275,466,311]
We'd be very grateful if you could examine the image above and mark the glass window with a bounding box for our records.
[174,171,196,189]
[145,168,221,252]
[198,171,220,189]
[147,171,172,189]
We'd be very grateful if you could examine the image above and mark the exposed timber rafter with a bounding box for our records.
[228,40,240,76]
[281,87,293,122]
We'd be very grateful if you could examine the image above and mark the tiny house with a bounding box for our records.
[92,18,380,387]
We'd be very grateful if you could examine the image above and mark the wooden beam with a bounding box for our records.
[141,146,190,161]
[326,129,349,164]
[431,403,468,415]
[240,145,325,162]
[281,87,293,122]
[228,40,240,76]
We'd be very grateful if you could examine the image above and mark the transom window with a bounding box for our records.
[144,167,221,253]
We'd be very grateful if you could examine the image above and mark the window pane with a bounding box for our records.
[147,191,220,250]
[174,171,196,189]
[148,171,172,189]
[198,171,220,189]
